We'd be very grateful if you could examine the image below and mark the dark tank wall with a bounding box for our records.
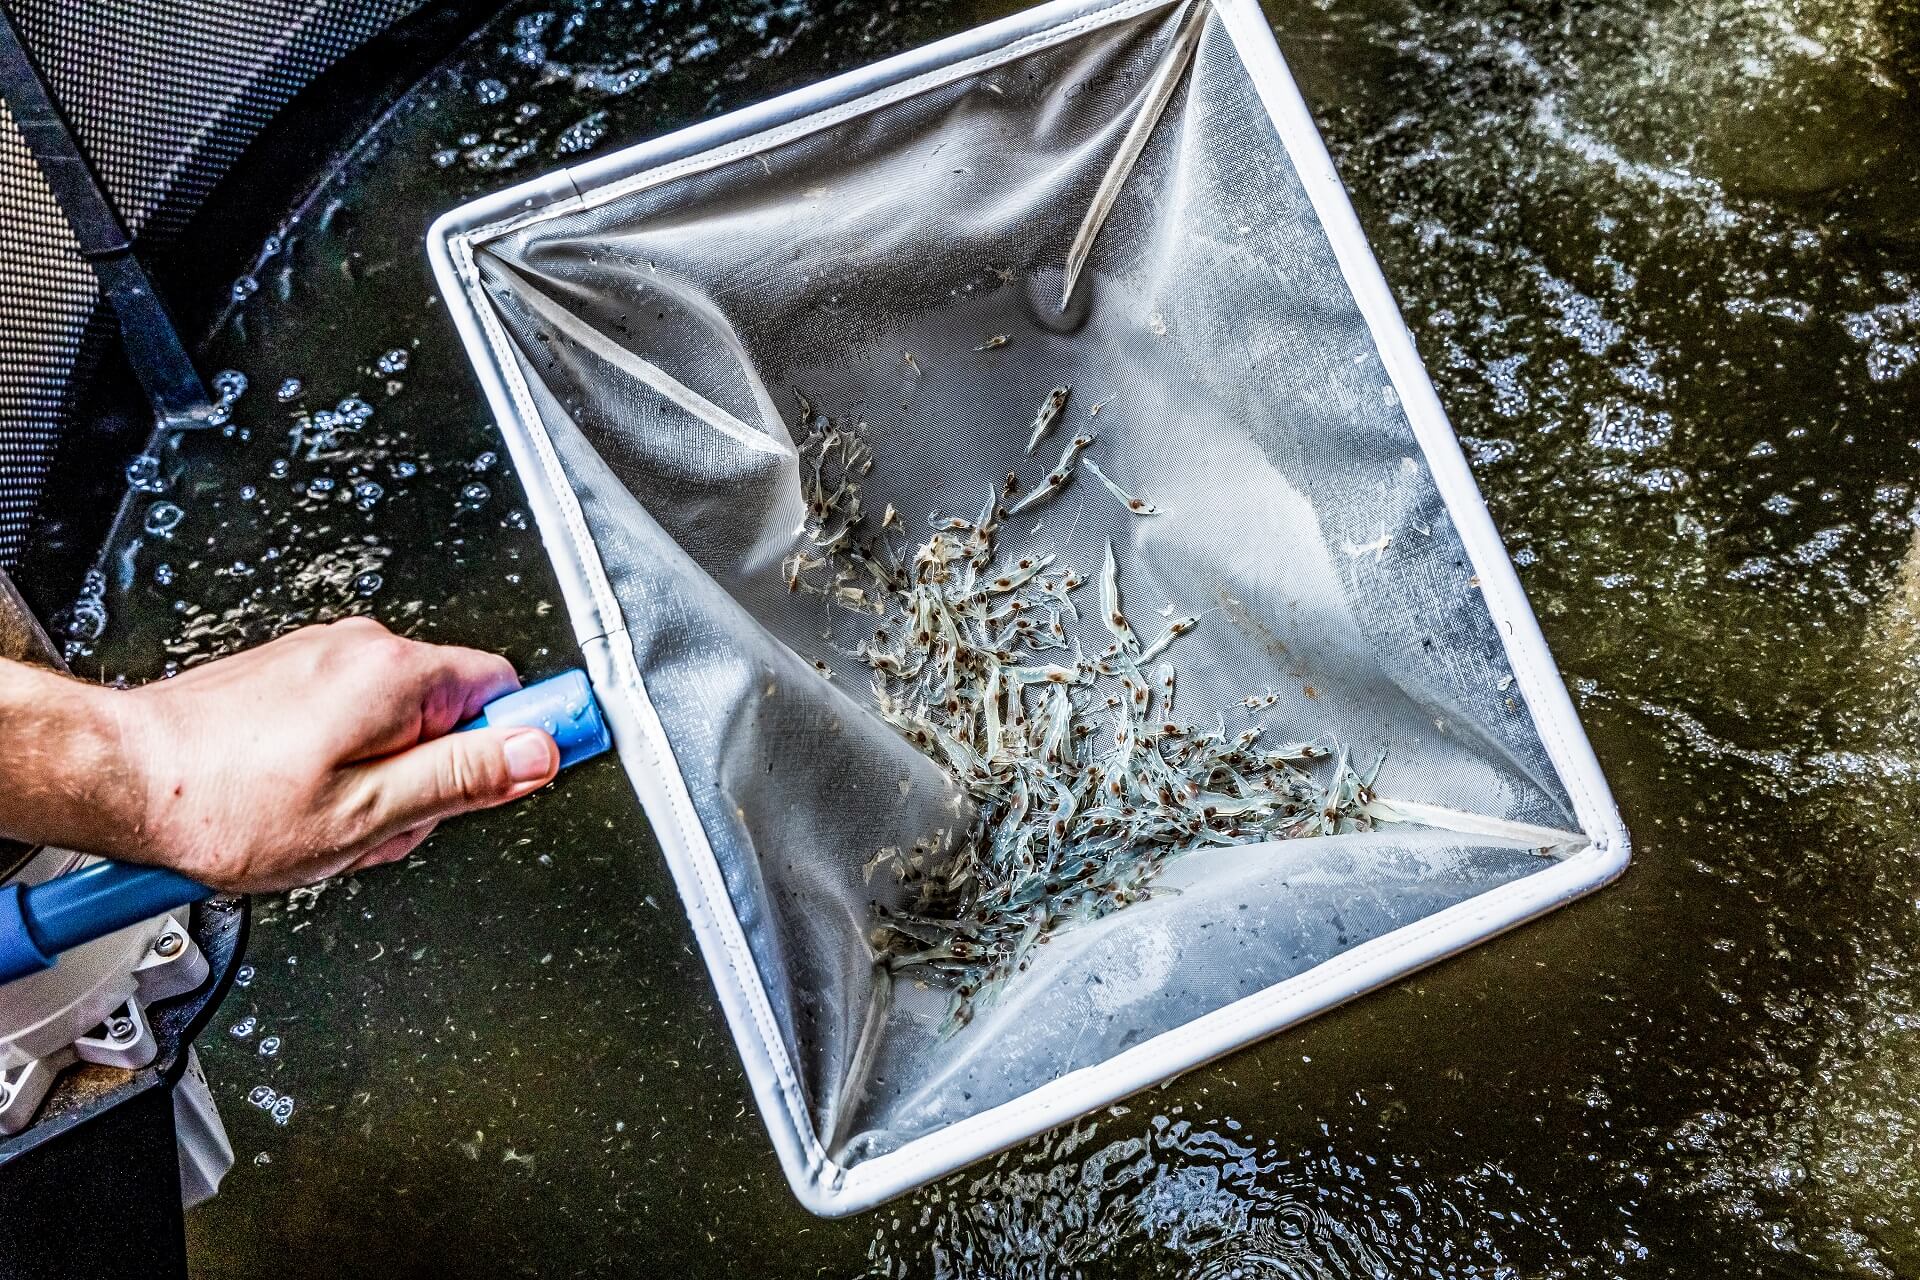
[0,0,495,611]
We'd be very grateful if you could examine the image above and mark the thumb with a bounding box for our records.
[355,727,559,835]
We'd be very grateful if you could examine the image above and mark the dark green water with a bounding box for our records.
[74,0,1920,1273]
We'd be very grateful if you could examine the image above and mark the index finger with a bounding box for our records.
[348,639,521,762]
[416,640,522,734]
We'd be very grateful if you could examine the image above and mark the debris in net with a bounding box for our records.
[1088,397,1113,418]
[1082,457,1162,516]
[1007,432,1092,515]
[791,415,1394,1032]
[904,352,921,375]
[975,335,1009,351]
[1024,385,1072,454]
[1344,533,1392,559]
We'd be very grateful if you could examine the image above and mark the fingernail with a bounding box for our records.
[504,730,555,783]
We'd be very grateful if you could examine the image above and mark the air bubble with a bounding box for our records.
[270,1096,295,1125]
[376,348,409,374]
[144,502,184,537]
[336,396,374,426]
[239,484,258,500]
[390,460,419,480]
[306,477,336,500]
[460,481,491,507]
[432,148,459,168]
[230,1016,256,1038]
[65,596,106,642]
[259,1036,281,1057]
[154,563,175,586]
[125,454,166,493]
[504,509,529,531]
[235,964,254,987]
[353,571,384,598]
[277,378,303,401]
[473,451,497,471]
[555,110,611,156]
[474,78,507,104]
[268,458,290,480]
[353,480,384,511]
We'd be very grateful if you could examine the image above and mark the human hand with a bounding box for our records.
[100,617,559,892]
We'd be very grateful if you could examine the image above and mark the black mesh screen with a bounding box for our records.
[0,97,94,568]
[0,0,428,568]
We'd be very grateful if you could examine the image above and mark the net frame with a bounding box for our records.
[427,0,1629,1216]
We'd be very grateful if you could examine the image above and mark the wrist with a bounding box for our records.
[0,660,156,863]
[85,679,169,864]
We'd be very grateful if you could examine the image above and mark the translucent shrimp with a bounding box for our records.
[1099,540,1139,654]
[1138,616,1198,662]
[1082,457,1163,516]
[1008,433,1093,515]
[1023,385,1072,455]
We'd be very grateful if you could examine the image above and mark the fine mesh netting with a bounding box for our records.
[438,0,1623,1210]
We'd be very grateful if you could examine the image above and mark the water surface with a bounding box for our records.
[72,0,1920,1272]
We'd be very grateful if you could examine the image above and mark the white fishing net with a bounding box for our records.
[435,0,1625,1211]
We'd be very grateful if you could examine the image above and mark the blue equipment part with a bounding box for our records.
[0,669,608,985]
[456,667,610,768]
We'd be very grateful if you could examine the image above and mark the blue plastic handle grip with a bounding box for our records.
[456,667,610,769]
[0,669,608,985]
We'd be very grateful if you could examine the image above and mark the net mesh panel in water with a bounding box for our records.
[0,0,425,568]
[439,0,1624,1211]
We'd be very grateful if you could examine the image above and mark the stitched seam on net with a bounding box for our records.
[459,0,1180,247]
[604,644,833,1173]
[1207,0,1619,851]
[839,836,1617,1185]
[448,233,832,1175]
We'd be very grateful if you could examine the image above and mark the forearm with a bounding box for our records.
[0,657,147,860]
[0,620,554,893]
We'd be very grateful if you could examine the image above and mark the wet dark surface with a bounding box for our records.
[62,0,1920,1273]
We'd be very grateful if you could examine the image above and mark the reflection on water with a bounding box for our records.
[867,1111,1571,1277]
[65,0,1920,1271]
